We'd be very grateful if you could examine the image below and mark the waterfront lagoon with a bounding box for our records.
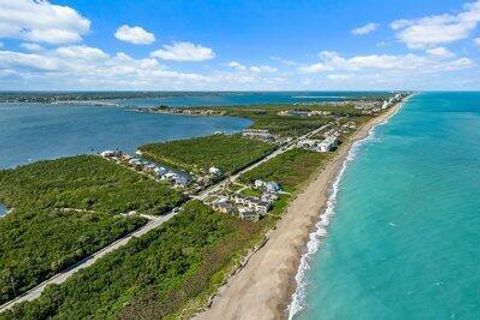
[291,92,480,319]
[0,103,251,169]
[111,91,389,108]
[0,203,6,216]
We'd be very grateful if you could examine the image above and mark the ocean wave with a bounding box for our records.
[287,101,407,319]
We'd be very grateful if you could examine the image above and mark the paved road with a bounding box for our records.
[195,124,329,201]
[0,211,178,312]
[0,123,328,313]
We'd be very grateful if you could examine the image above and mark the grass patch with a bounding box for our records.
[239,187,262,197]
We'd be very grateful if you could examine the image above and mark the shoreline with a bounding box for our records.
[195,99,406,320]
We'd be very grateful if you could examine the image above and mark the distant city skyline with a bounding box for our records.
[0,0,479,90]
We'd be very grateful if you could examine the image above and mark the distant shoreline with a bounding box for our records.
[195,97,407,320]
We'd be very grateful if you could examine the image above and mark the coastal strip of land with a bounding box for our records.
[195,99,405,320]
[0,93,407,318]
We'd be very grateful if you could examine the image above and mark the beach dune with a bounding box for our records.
[195,103,403,320]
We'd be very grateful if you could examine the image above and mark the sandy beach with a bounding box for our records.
[195,102,404,320]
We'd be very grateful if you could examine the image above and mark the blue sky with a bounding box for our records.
[0,0,479,90]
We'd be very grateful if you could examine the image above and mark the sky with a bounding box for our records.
[0,0,479,91]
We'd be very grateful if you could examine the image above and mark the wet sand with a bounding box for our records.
[195,103,403,320]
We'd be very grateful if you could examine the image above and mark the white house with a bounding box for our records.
[265,181,281,193]
[311,136,338,153]
[128,158,143,167]
[254,179,265,188]
[173,175,189,186]
[262,193,278,202]
[255,201,271,214]
[165,172,177,179]
[100,150,117,158]
[209,166,222,176]
[213,199,234,214]
[233,195,246,205]
[238,206,259,221]
[297,139,321,149]
[153,166,167,177]
[244,196,260,209]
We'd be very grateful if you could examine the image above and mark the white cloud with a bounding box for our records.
[426,47,454,57]
[391,0,480,48]
[114,25,155,45]
[249,65,277,73]
[327,74,352,80]
[475,37,480,45]
[227,61,277,73]
[55,45,109,61]
[299,50,473,74]
[228,61,246,71]
[0,50,60,70]
[270,56,299,66]
[0,0,90,44]
[0,45,207,89]
[20,42,45,52]
[351,23,379,35]
[151,41,215,62]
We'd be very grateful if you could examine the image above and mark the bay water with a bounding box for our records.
[111,91,389,108]
[0,91,382,169]
[291,92,480,319]
[0,103,250,169]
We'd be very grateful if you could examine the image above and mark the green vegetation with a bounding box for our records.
[0,208,145,304]
[0,155,185,215]
[239,187,262,197]
[221,104,367,137]
[240,149,332,192]
[140,134,275,175]
[227,107,329,137]
[0,101,386,316]
[0,155,185,303]
[1,201,268,320]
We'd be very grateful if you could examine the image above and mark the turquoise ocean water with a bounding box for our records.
[290,92,480,320]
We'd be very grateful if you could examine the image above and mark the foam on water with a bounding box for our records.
[287,101,406,319]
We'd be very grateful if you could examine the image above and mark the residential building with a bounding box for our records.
[255,201,271,214]
[238,206,259,221]
[209,166,222,176]
[100,150,118,158]
[265,181,281,193]
[254,179,264,188]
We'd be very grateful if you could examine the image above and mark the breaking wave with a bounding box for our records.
[287,99,408,319]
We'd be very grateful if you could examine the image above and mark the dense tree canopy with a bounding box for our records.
[1,201,264,320]
[0,155,185,303]
[140,134,275,175]
[0,155,185,215]
[241,149,331,192]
